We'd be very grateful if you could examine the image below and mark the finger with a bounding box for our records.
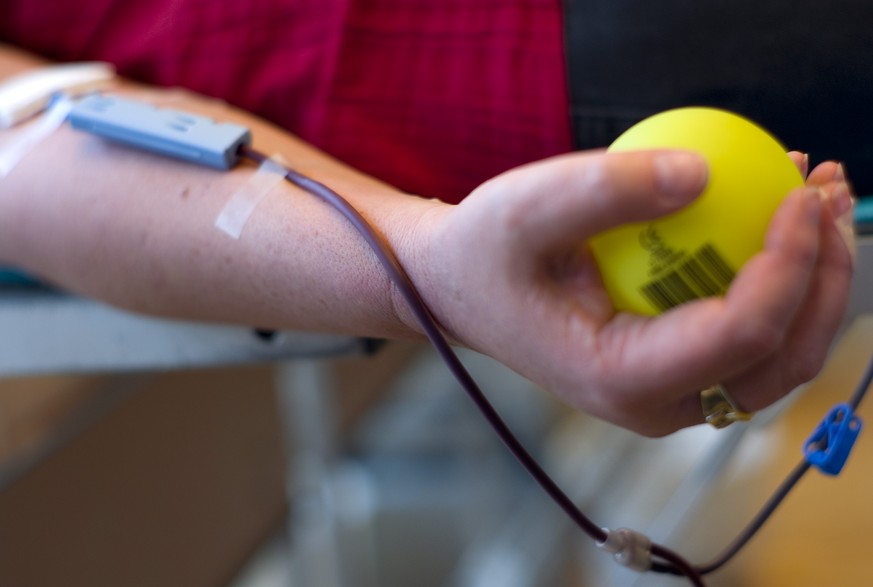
[806,160,843,186]
[594,186,823,425]
[721,183,855,412]
[486,150,708,258]
[829,181,857,264]
[673,181,853,429]
[806,163,856,261]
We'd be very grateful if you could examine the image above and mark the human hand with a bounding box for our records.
[406,150,854,436]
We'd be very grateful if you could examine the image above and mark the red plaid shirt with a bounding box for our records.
[0,0,571,202]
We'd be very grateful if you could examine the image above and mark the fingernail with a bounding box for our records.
[834,162,847,183]
[801,153,810,178]
[654,152,708,204]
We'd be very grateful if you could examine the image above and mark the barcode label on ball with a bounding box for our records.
[640,244,736,312]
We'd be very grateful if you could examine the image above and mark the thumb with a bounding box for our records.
[492,150,708,255]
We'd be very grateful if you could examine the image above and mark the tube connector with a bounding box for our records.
[804,403,863,476]
[597,527,653,572]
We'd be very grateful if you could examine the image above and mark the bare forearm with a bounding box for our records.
[0,57,444,338]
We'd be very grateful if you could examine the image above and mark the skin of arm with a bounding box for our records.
[0,45,855,436]
[0,45,442,339]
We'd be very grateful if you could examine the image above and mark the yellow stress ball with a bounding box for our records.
[588,107,804,315]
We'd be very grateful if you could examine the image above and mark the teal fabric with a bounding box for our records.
[0,268,38,285]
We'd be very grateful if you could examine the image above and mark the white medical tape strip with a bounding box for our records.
[215,154,288,239]
[0,96,73,177]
